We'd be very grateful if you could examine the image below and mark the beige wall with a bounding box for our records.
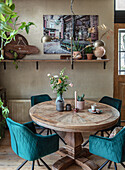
[0,0,114,100]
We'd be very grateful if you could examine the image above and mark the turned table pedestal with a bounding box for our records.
[29,100,120,170]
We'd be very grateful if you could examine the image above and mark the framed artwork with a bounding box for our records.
[43,15,98,54]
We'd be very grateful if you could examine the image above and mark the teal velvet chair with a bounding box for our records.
[6,118,59,170]
[31,94,66,145]
[98,96,122,136]
[89,127,125,170]
[31,94,52,135]
[82,96,122,147]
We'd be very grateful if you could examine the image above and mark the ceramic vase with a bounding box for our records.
[73,51,82,60]
[77,100,85,110]
[56,93,64,112]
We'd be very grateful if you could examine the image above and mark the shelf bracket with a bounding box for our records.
[3,62,6,70]
[104,61,106,69]
[36,61,39,70]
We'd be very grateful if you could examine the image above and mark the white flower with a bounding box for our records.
[50,84,53,87]
[47,73,50,77]
[53,75,58,78]
[69,83,73,87]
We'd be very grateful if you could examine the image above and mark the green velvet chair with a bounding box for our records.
[82,96,122,147]
[89,127,125,170]
[31,94,66,145]
[6,118,59,170]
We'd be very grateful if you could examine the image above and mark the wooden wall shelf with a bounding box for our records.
[0,59,110,70]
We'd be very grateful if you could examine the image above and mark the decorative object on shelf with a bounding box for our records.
[84,45,94,60]
[60,55,71,60]
[4,34,39,60]
[77,93,85,110]
[93,40,105,48]
[94,46,106,60]
[86,27,96,43]
[73,38,82,60]
[93,24,113,48]
[41,35,52,43]
[0,0,35,60]
[99,24,113,40]
[0,98,9,139]
[73,51,82,60]
[47,68,73,111]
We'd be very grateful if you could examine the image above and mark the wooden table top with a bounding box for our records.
[29,100,120,132]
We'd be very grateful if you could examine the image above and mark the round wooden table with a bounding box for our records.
[29,99,120,170]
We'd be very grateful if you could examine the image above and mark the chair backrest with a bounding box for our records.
[99,96,122,126]
[6,118,37,160]
[31,94,52,106]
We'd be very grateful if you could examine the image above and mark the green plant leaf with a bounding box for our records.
[0,2,15,15]
[10,3,15,11]
[1,21,14,32]
[8,0,12,7]
[27,22,35,27]
[18,22,26,30]
[5,0,9,5]
[14,15,19,26]
[11,14,17,18]
[25,25,29,34]
[0,13,5,21]
[8,19,13,23]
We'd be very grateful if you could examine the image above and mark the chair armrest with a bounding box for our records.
[35,133,59,157]
[89,135,123,163]
[23,121,36,133]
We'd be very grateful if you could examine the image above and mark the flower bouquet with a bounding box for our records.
[47,68,73,106]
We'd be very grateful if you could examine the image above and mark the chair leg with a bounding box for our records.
[121,162,125,168]
[114,162,117,170]
[82,130,100,147]
[82,139,89,147]
[39,158,51,170]
[37,159,40,166]
[39,127,46,134]
[49,129,52,134]
[105,131,110,137]
[101,131,104,137]
[108,161,112,168]
[47,129,49,135]
[98,160,110,170]
[94,130,100,135]
[32,161,35,170]
[17,160,28,170]
[53,130,67,145]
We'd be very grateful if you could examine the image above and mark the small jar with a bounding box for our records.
[66,104,71,111]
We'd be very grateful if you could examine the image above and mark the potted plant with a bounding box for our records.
[0,1,35,62]
[0,98,9,139]
[77,94,85,110]
[73,38,83,60]
[84,45,94,60]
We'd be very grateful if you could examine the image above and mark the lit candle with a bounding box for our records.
[75,91,77,109]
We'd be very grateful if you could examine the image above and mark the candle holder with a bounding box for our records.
[73,108,79,113]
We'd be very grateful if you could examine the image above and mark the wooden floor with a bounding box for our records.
[0,129,124,170]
